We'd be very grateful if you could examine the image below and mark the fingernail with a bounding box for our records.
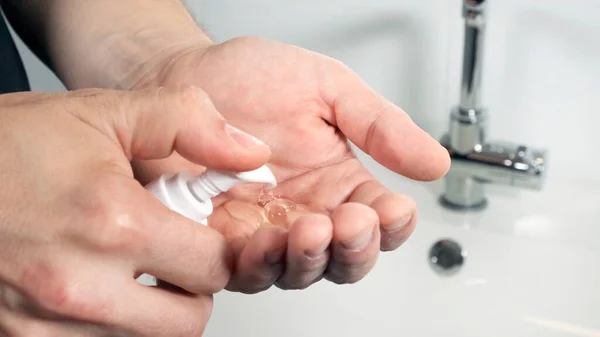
[225,124,265,149]
[265,250,285,264]
[342,227,373,251]
[385,215,411,233]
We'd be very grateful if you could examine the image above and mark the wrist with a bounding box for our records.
[45,0,214,90]
[93,29,213,90]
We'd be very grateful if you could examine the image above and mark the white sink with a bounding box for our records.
[207,154,600,337]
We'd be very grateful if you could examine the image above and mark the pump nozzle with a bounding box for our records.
[145,165,277,225]
[189,165,277,202]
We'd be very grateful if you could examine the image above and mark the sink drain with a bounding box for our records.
[429,239,466,275]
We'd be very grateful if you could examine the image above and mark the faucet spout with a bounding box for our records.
[460,0,487,112]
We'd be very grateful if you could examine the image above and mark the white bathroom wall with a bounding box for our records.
[11,0,600,183]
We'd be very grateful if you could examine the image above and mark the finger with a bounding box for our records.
[78,172,232,295]
[348,180,417,251]
[71,86,271,171]
[9,275,212,336]
[322,66,450,181]
[0,309,80,337]
[324,203,381,284]
[0,311,109,337]
[226,225,288,294]
[0,304,50,337]
[130,183,233,295]
[110,280,212,337]
[276,214,332,290]
[4,258,210,336]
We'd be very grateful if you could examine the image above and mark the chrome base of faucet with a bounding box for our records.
[438,195,487,212]
[438,112,548,211]
[439,173,488,211]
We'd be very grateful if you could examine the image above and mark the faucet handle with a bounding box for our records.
[477,141,547,190]
[512,145,547,190]
[443,139,548,191]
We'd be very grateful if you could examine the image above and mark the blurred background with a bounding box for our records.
[13,0,600,182]
[9,0,600,336]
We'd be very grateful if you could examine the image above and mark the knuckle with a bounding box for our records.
[72,175,149,254]
[22,267,87,319]
[167,223,232,294]
[20,265,113,325]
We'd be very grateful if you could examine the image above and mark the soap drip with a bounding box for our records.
[257,188,297,227]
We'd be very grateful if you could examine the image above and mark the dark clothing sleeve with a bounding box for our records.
[0,12,30,94]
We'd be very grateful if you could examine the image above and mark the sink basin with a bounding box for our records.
[206,154,600,337]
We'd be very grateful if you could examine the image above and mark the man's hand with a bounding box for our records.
[130,36,451,293]
[2,0,450,293]
[0,87,270,336]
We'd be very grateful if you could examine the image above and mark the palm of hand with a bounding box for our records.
[133,37,449,292]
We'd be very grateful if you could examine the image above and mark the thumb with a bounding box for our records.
[325,67,450,181]
[74,86,271,171]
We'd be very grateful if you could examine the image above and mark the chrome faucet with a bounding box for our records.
[439,0,547,210]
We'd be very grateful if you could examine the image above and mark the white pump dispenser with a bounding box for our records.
[145,165,277,225]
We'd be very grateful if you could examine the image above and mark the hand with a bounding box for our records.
[132,36,450,293]
[0,88,270,336]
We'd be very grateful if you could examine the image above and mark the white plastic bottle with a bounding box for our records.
[137,166,277,286]
[144,165,277,225]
